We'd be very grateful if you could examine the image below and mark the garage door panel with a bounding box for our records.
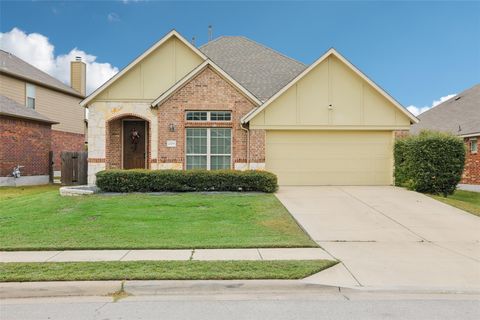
[266,131,393,185]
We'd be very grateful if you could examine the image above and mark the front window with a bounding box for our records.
[186,128,231,170]
[26,83,35,109]
[186,111,231,122]
[471,138,478,154]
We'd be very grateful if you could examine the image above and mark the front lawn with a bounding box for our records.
[0,185,316,250]
[431,190,480,217]
[0,260,337,282]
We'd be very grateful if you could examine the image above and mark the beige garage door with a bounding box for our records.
[266,131,393,185]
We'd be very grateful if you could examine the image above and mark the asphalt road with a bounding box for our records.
[2,291,479,320]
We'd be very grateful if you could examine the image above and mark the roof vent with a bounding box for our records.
[458,125,462,132]
[208,25,213,42]
[455,96,461,101]
[75,56,82,62]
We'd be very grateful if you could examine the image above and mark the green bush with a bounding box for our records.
[96,169,278,193]
[394,130,465,196]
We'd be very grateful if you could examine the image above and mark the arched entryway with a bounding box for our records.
[106,115,150,169]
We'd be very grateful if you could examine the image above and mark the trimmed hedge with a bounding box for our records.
[394,130,465,196]
[96,169,278,193]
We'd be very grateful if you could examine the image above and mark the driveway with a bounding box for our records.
[276,186,480,290]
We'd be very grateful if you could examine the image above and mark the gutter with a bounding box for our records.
[240,122,250,169]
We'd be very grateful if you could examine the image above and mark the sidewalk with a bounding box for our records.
[0,248,334,263]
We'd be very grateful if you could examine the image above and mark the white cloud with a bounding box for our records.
[406,94,457,116]
[107,12,120,23]
[0,27,118,95]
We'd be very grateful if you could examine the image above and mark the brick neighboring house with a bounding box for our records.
[0,95,58,186]
[0,50,86,179]
[411,84,480,186]
[82,30,417,185]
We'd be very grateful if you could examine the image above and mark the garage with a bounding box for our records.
[266,130,393,185]
[242,49,418,186]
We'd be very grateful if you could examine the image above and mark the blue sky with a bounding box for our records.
[1,0,479,114]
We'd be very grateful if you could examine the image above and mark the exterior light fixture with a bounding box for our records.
[168,123,176,132]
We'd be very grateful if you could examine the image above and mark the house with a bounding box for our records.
[0,50,86,172]
[411,84,479,185]
[82,30,417,185]
[0,95,58,186]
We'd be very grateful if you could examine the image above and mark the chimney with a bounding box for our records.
[71,56,86,96]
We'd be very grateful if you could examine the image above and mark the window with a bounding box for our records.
[26,83,35,109]
[186,128,231,170]
[186,111,231,122]
[471,138,478,154]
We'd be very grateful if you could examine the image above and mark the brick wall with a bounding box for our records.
[0,116,52,177]
[51,130,85,171]
[461,136,479,185]
[156,66,265,168]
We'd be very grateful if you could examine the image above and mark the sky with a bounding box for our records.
[1,0,479,115]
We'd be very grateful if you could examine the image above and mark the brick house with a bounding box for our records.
[411,84,479,186]
[0,95,58,186]
[0,50,86,178]
[82,30,417,185]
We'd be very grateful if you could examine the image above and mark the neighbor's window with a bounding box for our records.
[471,138,478,154]
[186,128,231,170]
[26,83,36,109]
[186,111,231,121]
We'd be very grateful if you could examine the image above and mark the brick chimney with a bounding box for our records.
[70,56,86,96]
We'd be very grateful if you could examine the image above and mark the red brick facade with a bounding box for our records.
[0,116,52,177]
[155,66,265,168]
[51,130,85,171]
[461,136,479,185]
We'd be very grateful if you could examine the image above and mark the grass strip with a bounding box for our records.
[0,260,337,282]
[431,190,480,217]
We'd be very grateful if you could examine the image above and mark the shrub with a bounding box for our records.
[394,130,465,196]
[96,169,278,193]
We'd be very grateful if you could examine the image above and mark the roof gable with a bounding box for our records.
[151,60,262,107]
[243,48,418,124]
[81,30,206,107]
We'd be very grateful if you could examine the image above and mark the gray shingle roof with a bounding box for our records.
[410,84,480,136]
[0,94,57,124]
[0,50,83,98]
[200,36,307,101]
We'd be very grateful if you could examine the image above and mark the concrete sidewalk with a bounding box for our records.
[0,248,334,263]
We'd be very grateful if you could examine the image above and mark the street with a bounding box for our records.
[2,290,479,320]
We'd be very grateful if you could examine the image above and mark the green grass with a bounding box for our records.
[431,190,480,217]
[0,185,316,250]
[0,260,337,282]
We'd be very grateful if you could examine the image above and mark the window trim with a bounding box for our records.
[185,111,232,122]
[25,83,36,109]
[185,127,232,170]
[470,138,478,154]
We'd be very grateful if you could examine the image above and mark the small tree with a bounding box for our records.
[394,130,465,196]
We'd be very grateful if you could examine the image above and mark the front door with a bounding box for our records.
[123,120,146,169]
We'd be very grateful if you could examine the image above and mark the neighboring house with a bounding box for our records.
[0,50,86,176]
[411,84,480,185]
[0,95,58,186]
[82,30,417,185]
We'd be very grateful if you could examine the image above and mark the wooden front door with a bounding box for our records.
[123,121,146,169]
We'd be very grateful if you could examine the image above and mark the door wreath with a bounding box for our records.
[130,128,141,151]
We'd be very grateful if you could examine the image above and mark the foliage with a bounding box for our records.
[394,130,465,196]
[96,169,278,193]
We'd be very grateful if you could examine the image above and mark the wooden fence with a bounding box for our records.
[61,151,87,185]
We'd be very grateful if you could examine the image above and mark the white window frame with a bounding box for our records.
[26,83,36,109]
[185,127,232,170]
[470,138,478,154]
[185,111,232,122]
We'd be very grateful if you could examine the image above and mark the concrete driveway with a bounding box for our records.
[276,186,480,290]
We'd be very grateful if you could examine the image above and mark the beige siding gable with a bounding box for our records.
[95,36,203,102]
[248,50,415,129]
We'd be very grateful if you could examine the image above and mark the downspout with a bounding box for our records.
[240,122,250,170]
